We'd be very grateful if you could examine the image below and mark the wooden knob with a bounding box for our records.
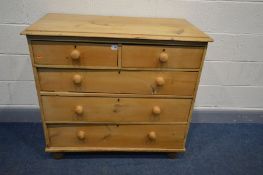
[159,52,168,63]
[155,76,165,86]
[70,49,80,60]
[75,105,84,115]
[152,106,161,115]
[77,130,85,140]
[73,74,82,84]
[148,131,156,141]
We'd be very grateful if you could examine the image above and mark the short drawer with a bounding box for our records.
[42,96,192,122]
[122,45,204,69]
[47,124,186,149]
[31,41,118,67]
[38,69,198,96]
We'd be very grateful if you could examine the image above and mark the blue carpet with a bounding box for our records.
[0,123,262,175]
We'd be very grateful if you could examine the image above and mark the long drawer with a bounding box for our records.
[122,45,204,68]
[42,96,192,122]
[31,41,118,67]
[48,124,186,149]
[38,69,198,96]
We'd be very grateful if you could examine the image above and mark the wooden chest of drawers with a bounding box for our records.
[22,13,212,158]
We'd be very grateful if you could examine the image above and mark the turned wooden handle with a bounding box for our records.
[75,105,84,115]
[148,131,156,141]
[70,49,80,60]
[159,52,168,63]
[155,76,165,86]
[77,130,85,140]
[73,74,82,84]
[152,106,161,115]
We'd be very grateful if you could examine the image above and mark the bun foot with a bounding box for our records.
[51,152,64,159]
[167,153,177,159]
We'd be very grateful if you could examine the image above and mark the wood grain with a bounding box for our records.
[34,64,200,72]
[31,41,118,67]
[21,13,213,42]
[47,124,187,149]
[42,96,192,122]
[45,147,186,152]
[38,69,198,96]
[40,91,193,99]
[21,14,212,154]
[26,38,51,146]
[27,35,209,46]
[122,45,204,68]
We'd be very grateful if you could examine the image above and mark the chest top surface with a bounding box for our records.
[21,13,212,42]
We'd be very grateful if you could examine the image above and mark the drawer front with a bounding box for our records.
[48,124,186,149]
[42,96,192,122]
[38,69,198,96]
[122,45,204,69]
[31,41,118,67]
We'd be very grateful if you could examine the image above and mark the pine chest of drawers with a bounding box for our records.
[22,13,212,158]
